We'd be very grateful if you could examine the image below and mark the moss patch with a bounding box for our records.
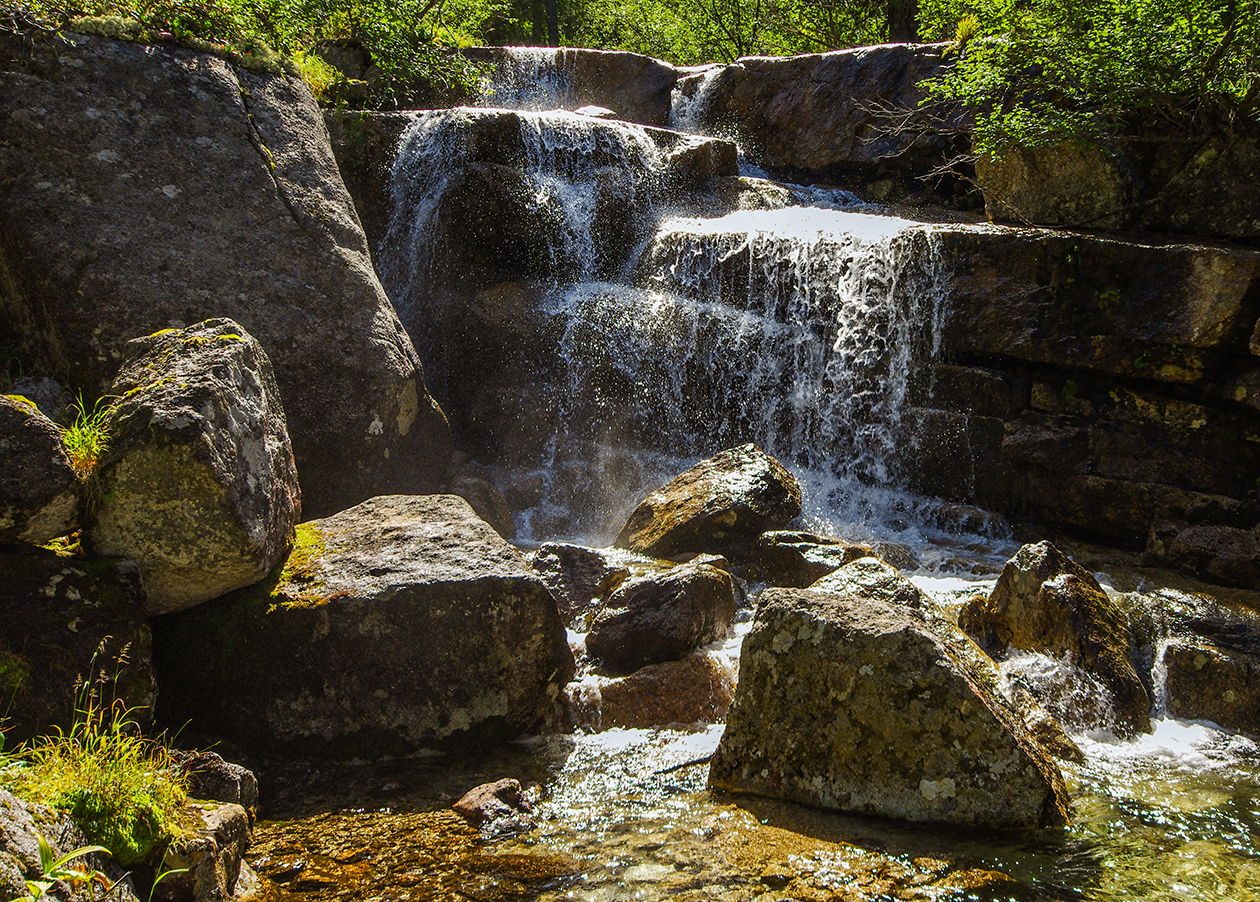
[270,522,329,609]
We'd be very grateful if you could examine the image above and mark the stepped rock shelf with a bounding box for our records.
[2,24,1260,902]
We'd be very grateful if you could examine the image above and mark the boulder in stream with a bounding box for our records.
[151,495,574,756]
[1162,637,1260,739]
[807,555,928,609]
[528,542,631,622]
[0,394,79,545]
[566,651,735,730]
[710,589,1070,829]
[739,531,873,587]
[614,444,801,559]
[86,319,300,615]
[960,541,1151,737]
[453,778,534,829]
[585,560,736,675]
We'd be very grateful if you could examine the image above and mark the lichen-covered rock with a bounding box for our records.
[86,320,300,614]
[585,561,736,675]
[566,652,734,730]
[1162,637,1260,738]
[808,555,928,608]
[169,752,259,824]
[0,789,139,902]
[151,802,251,902]
[710,589,1070,829]
[739,531,872,588]
[151,495,574,756]
[0,395,78,545]
[975,143,1128,228]
[0,550,155,745]
[614,444,801,558]
[0,28,451,518]
[959,541,1150,737]
[528,543,630,622]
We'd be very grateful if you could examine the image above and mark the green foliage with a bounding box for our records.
[0,644,188,868]
[8,834,112,902]
[23,0,486,107]
[918,0,1260,154]
[59,392,113,482]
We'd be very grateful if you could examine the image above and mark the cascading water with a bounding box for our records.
[477,47,574,111]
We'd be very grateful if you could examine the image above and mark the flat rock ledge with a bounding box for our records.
[710,589,1070,830]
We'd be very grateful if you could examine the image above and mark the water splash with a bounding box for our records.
[477,47,573,111]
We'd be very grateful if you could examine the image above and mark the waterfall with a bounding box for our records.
[477,47,574,111]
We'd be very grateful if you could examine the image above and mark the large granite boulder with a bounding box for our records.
[614,444,801,558]
[709,589,1070,829]
[0,394,78,545]
[465,46,680,127]
[585,561,736,674]
[960,542,1150,736]
[695,44,957,190]
[85,320,300,615]
[151,495,574,756]
[0,27,451,518]
[1,789,138,902]
[152,802,252,902]
[0,550,155,745]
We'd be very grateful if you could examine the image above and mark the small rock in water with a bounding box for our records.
[739,530,873,587]
[453,778,534,828]
[614,443,801,559]
[960,540,1150,737]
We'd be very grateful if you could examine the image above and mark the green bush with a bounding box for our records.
[918,0,1260,154]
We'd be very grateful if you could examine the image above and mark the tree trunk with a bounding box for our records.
[888,0,919,43]
[546,0,560,47]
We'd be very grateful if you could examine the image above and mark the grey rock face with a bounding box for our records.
[86,319,300,614]
[614,444,801,559]
[0,395,78,545]
[0,28,451,518]
[586,561,736,674]
[151,495,574,756]
[710,589,1070,829]
[0,550,154,745]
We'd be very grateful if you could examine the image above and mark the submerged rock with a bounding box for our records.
[0,28,451,517]
[614,444,801,559]
[710,589,1070,829]
[452,779,534,829]
[86,319,300,614]
[0,550,155,745]
[586,561,736,675]
[0,395,78,545]
[151,495,574,756]
[960,541,1151,737]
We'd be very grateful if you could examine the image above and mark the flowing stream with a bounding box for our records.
[251,49,1260,902]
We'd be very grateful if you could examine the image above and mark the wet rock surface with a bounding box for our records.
[807,555,929,609]
[566,651,735,730]
[452,779,534,829]
[739,531,873,588]
[0,550,154,744]
[0,394,78,546]
[86,319,300,614]
[528,542,630,622]
[151,495,574,756]
[585,560,736,674]
[961,541,1151,737]
[614,444,801,559]
[711,588,1070,829]
[0,28,451,517]
[1162,636,1260,739]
